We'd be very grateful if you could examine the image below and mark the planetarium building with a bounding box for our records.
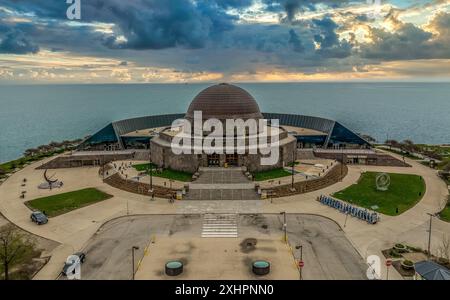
[78,83,371,172]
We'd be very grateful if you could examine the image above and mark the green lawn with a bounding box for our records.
[332,172,426,216]
[0,149,66,178]
[132,163,192,182]
[26,188,112,217]
[440,201,450,222]
[253,168,292,181]
[377,147,420,160]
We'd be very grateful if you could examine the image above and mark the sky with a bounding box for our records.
[0,0,449,84]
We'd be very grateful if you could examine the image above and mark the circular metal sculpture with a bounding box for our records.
[165,260,183,276]
[252,260,270,276]
[38,169,63,189]
[376,173,390,191]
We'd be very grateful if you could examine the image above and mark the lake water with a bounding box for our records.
[1,82,449,162]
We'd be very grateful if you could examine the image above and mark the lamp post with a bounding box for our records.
[131,246,139,280]
[427,213,435,259]
[291,150,295,191]
[149,163,153,200]
[343,210,350,228]
[149,154,153,190]
[295,245,303,280]
[280,211,287,243]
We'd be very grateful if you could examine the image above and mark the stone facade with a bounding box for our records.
[150,134,297,173]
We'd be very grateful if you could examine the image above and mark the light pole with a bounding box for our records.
[427,213,435,259]
[280,211,287,243]
[296,245,303,280]
[148,155,153,200]
[131,246,139,280]
[291,150,295,191]
[344,211,349,228]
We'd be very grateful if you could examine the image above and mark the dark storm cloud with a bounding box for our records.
[214,0,255,9]
[288,29,304,52]
[262,0,352,21]
[311,17,353,58]
[312,17,339,48]
[1,0,449,79]
[0,29,39,54]
[0,0,240,51]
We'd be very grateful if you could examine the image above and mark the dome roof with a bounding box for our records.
[185,83,263,120]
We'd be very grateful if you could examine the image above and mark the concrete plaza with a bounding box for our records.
[0,150,448,280]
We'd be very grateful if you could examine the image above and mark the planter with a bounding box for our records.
[252,260,270,276]
[394,244,407,252]
[401,260,414,270]
[165,261,183,276]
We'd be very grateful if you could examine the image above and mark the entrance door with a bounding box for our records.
[207,154,220,166]
[225,154,238,166]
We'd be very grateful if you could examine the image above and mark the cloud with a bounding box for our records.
[311,17,353,58]
[262,0,351,21]
[214,0,255,9]
[1,1,450,82]
[288,29,304,52]
[361,12,450,60]
[1,0,241,51]
[0,29,39,54]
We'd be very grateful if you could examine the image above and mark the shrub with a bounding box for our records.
[403,260,414,267]
[389,249,403,258]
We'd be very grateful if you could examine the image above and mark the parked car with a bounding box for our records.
[30,211,48,225]
[62,252,86,276]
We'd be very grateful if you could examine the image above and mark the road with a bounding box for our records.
[72,214,366,280]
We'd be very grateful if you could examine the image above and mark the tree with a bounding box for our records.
[0,225,35,280]
[23,148,39,157]
[0,167,5,176]
[444,162,450,173]
[437,233,450,261]
[385,139,399,150]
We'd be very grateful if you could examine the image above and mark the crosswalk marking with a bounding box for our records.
[201,214,238,238]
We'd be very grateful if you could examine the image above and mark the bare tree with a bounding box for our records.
[437,233,450,261]
[0,225,35,280]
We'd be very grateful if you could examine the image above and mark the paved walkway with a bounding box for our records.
[185,167,259,200]
[0,152,448,280]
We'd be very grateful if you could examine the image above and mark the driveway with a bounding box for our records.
[72,214,366,280]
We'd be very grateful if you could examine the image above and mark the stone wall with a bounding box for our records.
[313,151,410,167]
[264,163,348,198]
[103,173,176,199]
[150,135,297,173]
[36,153,135,169]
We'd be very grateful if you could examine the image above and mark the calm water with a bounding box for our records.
[1,82,449,162]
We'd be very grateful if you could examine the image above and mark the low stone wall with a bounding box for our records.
[36,153,135,169]
[313,151,410,167]
[263,163,348,198]
[103,173,177,199]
